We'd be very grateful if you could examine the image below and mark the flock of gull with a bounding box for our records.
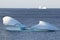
[3,16,59,32]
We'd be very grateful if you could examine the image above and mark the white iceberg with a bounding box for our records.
[30,21,59,31]
[3,16,26,31]
[38,6,47,9]
[42,6,47,9]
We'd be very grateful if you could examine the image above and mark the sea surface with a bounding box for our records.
[0,8,60,40]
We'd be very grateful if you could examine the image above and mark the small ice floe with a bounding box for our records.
[42,6,47,9]
[30,21,59,32]
[3,16,26,31]
[38,6,47,9]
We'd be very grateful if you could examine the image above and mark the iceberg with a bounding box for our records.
[30,21,59,32]
[3,16,26,31]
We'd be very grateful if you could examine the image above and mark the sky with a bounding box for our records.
[0,0,60,8]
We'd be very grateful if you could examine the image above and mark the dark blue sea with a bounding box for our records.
[0,8,60,40]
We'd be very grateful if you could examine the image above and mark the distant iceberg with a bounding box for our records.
[38,6,47,9]
[3,16,26,31]
[42,6,47,9]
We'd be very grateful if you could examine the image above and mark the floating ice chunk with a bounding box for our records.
[3,16,20,25]
[38,6,47,9]
[3,16,26,31]
[30,21,59,31]
[42,6,47,9]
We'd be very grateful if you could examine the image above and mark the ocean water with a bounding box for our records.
[0,8,60,40]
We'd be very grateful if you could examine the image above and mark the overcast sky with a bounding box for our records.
[0,0,60,8]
